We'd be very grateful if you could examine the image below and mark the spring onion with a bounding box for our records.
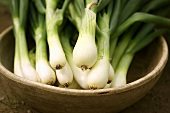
[29,2,56,85]
[73,8,97,70]
[60,25,89,89]
[87,2,114,89]
[111,12,170,40]
[111,28,167,87]
[45,0,70,70]
[56,61,73,87]
[111,23,141,70]
[10,0,40,82]
[107,0,121,61]
[68,0,108,70]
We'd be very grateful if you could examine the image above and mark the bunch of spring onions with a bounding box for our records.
[10,0,170,89]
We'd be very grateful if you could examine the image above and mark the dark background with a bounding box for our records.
[0,3,170,113]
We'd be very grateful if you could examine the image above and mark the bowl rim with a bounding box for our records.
[0,26,169,96]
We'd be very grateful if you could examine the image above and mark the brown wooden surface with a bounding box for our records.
[0,5,170,113]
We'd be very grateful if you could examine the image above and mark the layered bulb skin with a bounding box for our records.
[48,35,67,70]
[87,57,110,89]
[71,66,90,89]
[73,8,97,70]
[56,62,73,87]
[73,35,98,70]
[36,60,56,85]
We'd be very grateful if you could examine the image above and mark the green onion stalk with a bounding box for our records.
[111,23,145,86]
[45,0,70,70]
[45,0,74,87]
[111,23,141,71]
[10,0,40,82]
[60,25,90,89]
[67,0,110,70]
[111,26,167,87]
[109,12,170,66]
[87,1,116,89]
[55,61,73,87]
[141,0,170,13]
[109,0,170,87]
[108,0,122,61]
[118,0,148,25]
[109,0,170,59]
[32,0,46,14]
[29,2,56,85]
[87,27,110,89]
[112,12,170,40]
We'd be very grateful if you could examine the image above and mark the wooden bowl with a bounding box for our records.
[0,26,168,113]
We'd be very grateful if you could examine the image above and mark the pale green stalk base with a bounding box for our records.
[87,29,110,89]
[14,37,24,77]
[14,18,40,82]
[46,0,67,70]
[111,53,134,87]
[35,28,56,85]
